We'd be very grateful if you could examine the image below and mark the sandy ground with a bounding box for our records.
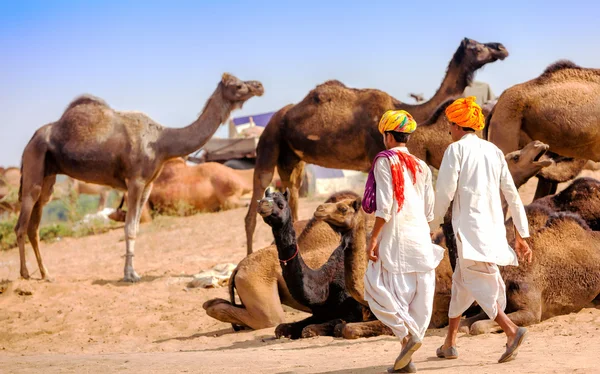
[1,176,599,374]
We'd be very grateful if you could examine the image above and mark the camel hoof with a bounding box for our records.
[20,270,30,280]
[301,327,319,338]
[458,324,470,334]
[275,323,294,339]
[333,322,347,338]
[123,271,141,283]
[202,298,230,310]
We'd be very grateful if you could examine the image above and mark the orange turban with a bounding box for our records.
[445,96,485,131]
[378,110,417,134]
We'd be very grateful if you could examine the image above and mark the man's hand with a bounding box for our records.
[367,238,379,262]
[515,236,532,263]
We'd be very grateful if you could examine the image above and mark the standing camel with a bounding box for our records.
[244,38,508,254]
[487,60,600,200]
[15,73,263,281]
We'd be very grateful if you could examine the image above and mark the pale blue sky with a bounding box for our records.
[1,0,597,166]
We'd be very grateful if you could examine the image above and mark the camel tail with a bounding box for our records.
[17,164,23,203]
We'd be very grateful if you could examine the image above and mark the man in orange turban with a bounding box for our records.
[429,97,533,363]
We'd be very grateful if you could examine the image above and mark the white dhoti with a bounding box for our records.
[364,260,436,340]
[448,252,507,320]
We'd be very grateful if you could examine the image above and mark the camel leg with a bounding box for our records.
[301,319,345,338]
[533,177,558,201]
[204,268,286,329]
[468,308,542,335]
[98,190,108,211]
[15,157,46,279]
[245,167,277,255]
[26,176,56,280]
[335,320,393,339]
[277,147,305,223]
[122,181,146,282]
[275,315,324,340]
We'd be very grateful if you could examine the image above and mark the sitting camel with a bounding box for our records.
[204,141,551,335]
[245,38,509,254]
[257,188,367,339]
[455,204,600,335]
[15,73,263,281]
[203,191,358,331]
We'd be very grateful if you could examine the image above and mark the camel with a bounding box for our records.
[203,191,358,331]
[0,167,21,213]
[409,93,425,103]
[487,60,600,163]
[454,204,600,335]
[15,73,263,282]
[203,141,551,335]
[245,38,509,254]
[256,188,367,339]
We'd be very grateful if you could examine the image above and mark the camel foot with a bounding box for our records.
[333,322,347,338]
[123,269,141,283]
[202,298,231,310]
[339,320,394,339]
[469,320,498,335]
[301,319,344,338]
[20,269,30,280]
[275,322,304,339]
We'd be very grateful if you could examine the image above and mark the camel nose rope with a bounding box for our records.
[280,245,299,266]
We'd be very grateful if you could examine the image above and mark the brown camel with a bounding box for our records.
[0,167,21,213]
[15,73,263,282]
[245,38,509,254]
[487,60,600,162]
[456,204,600,335]
[204,141,549,333]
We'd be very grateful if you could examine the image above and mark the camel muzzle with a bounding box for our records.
[257,198,274,217]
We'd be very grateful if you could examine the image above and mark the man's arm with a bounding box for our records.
[424,166,435,223]
[429,145,460,232]
[499,155,533,263]
[367,158,393,262]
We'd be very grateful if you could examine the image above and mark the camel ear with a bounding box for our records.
[352,197,362,212]
[283,188,290,201]
[264,187,272,197]
[221,73,233,84]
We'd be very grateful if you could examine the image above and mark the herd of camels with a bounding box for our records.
[7,37,600,340]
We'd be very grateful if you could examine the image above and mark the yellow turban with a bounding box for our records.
[445,96,485,131]
[378,110,417,134]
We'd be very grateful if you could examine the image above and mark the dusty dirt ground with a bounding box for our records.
[1,177,600,374]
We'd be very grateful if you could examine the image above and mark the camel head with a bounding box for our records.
[313,197,362,232]
[220,73,264,110]
[506,140,553,188]
[461,38,509,69]
[257,187,291,228]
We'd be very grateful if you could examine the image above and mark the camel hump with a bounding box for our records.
[546,211,591,231]
[541,60,581,77]
[63,94,110,113]
[320,80,346,88]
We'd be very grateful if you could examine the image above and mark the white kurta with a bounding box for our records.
[364,147,444,340]
[429,133,530,319]
[429,134,530,266]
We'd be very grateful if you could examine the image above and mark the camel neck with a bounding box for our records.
[343,216,368,304]
[157,84,233,159]
[397,56,473,123]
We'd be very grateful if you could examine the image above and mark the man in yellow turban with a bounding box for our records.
[364,110,444,372]
[429,97,533,363]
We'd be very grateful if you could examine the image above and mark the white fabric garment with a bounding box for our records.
[364,260,436,340]
[375,147,444,273]
[448,239,506,320]
[429,134,529,266]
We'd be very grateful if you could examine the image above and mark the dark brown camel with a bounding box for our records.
[245,38,509,254]
[257,188,367,339]
[15,73,263,282]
